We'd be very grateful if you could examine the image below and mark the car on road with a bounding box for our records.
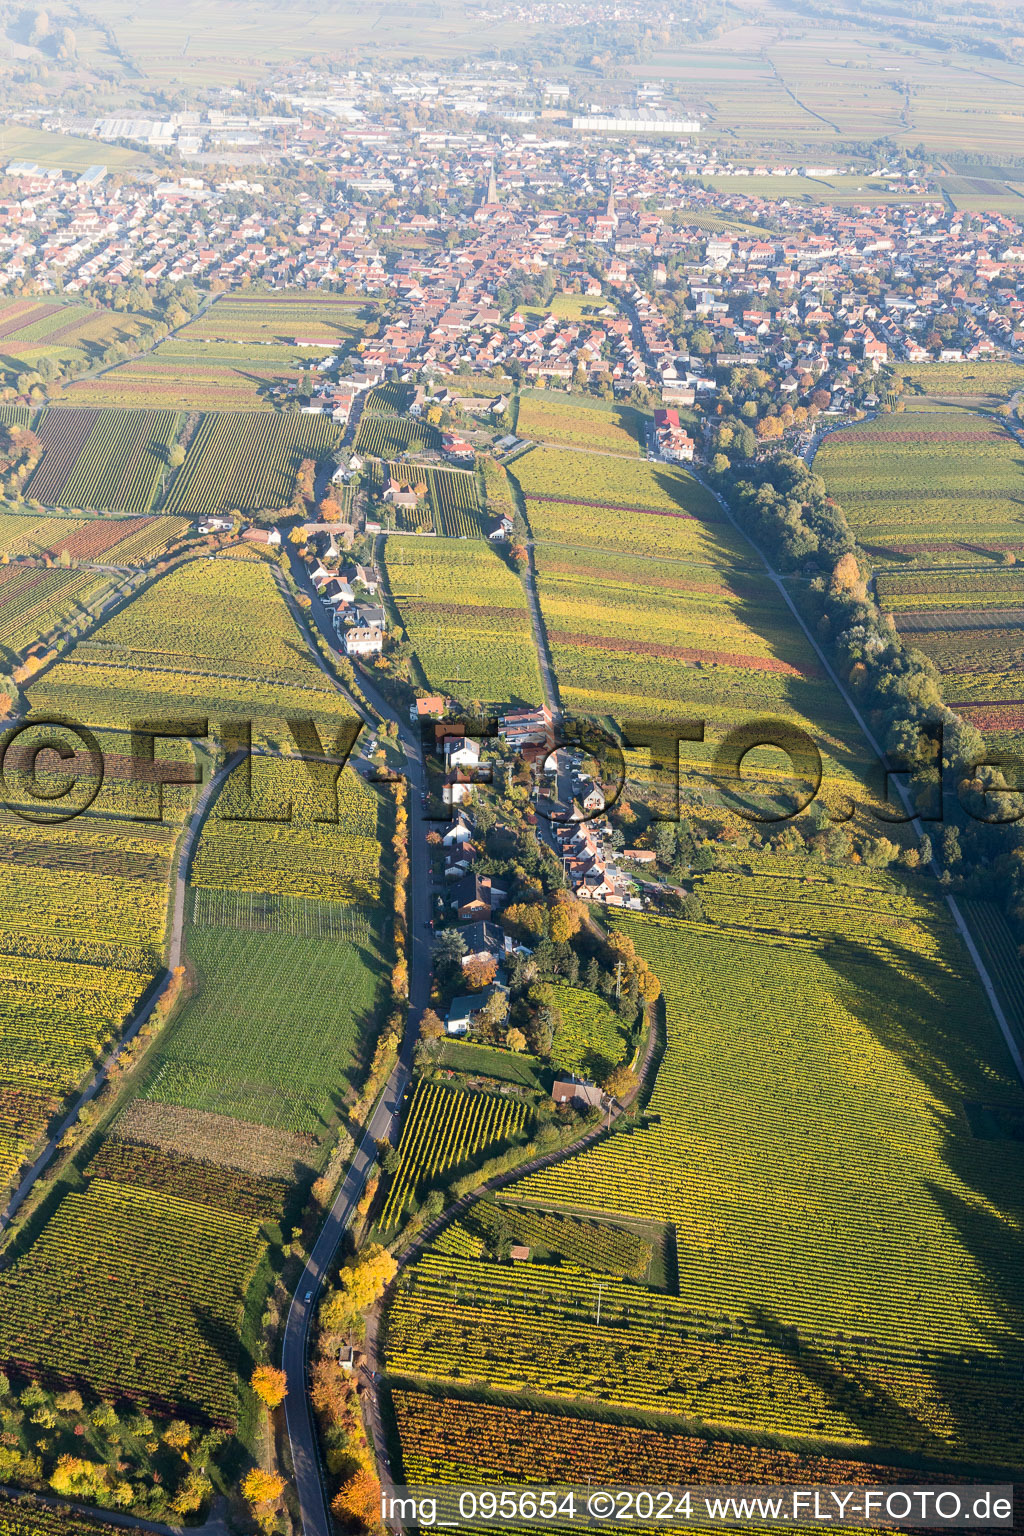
[304,1291,313,1303]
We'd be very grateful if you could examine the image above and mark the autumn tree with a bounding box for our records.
[320,1245,397,1330]
[506,1027,527,1053]
[332,1467,381,1526]
[163,1419,191,1450]
[603,1063,639,1100]
[172,1472,213,1516]
[549,891,585,943]
[242,1468,286,1506]
[419,1008,445,1040]
[50,1457,106,1500]
[251,1365,288,1408]
[501,901,545,940]
[830,550,866,601]
[463,954,497,990]
[607,931,660,1004]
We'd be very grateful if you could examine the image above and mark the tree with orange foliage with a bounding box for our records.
[331,1467,381,1526]
[463,955,497,990]
[420,1008,445,1040]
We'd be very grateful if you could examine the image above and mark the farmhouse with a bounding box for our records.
[444,735,481,770]
[498,705,553,750]
[552,1077,603,1110]
[445,984,508,1036]
[241,527,282,548]
[410,694,446,722]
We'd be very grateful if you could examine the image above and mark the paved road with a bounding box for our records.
[42,291,219,400]
[279,548,433,1536]
[521,540,562,726]
[0,749,243,1232]
[694,471,1024,1086]
[0,1485,231,1536]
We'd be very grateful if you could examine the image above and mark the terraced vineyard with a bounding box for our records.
[516,392,643,454]
[815,401,1024,563]
[547,983,627,1079]
[355,414,439,457]
[380,1080,532,1230]
[411,905,1024,1463]
[819,401,1024,743]
[511,446,738,564]
[392,1391,971,1504]
[385,537,541,704]
[0,538,391,1465]
[0,1180,264,1421]
[425,466,484,537]
[0,565,112,654]
[164,409,339,514]
[28,407,178,512]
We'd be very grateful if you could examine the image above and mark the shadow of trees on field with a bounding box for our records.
[748,928,1024,1469]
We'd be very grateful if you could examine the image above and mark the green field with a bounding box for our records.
[896,362,1024,397]
[0,538,390,1477]
[138,918,386,1135]
[0,125,147,170]
[390,899,1024,1464]
[163,410,340,515]
[516,294,616,321]
[815,403,1024,562]
[434,1038,547,1090]
[385,537,542,705]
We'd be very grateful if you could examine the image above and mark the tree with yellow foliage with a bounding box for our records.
[251,1365,288,1409]
[319,1245,397,1331]
[241,1468,286,1505]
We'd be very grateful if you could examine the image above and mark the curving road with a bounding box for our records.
[279,549,433,1536]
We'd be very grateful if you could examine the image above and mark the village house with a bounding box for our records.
[453,872,505,920]
[459,919,507,969]
[445,984,508,1036]
[342,626,383,657]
